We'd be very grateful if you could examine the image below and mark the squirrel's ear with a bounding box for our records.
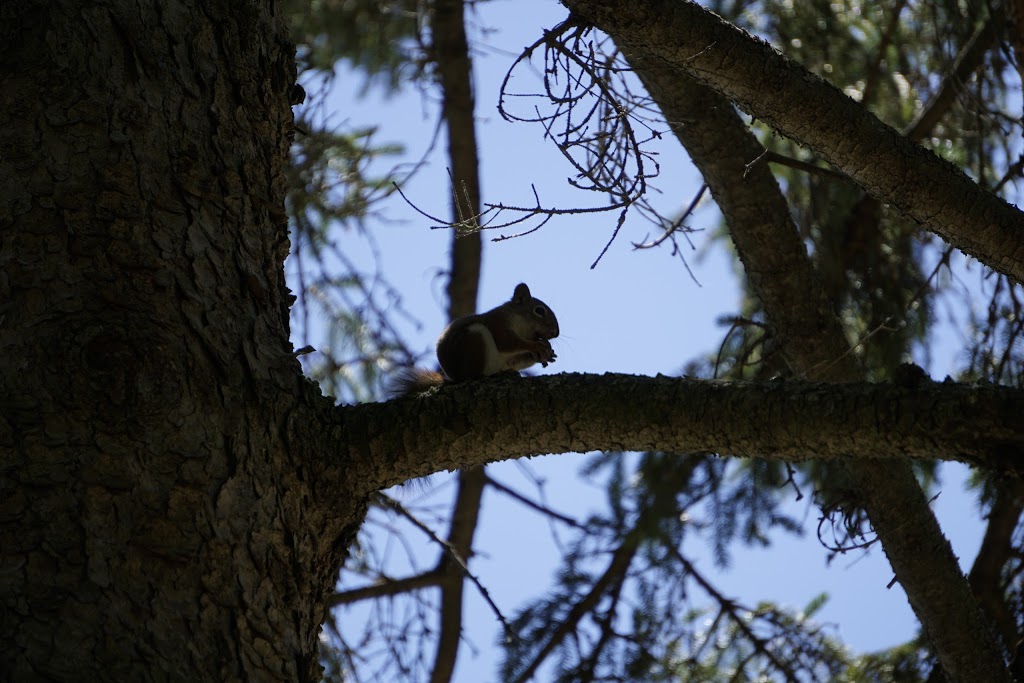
[512,283,531,302]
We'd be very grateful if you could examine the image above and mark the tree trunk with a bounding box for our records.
[1,2,359,680]
[430,1,487,681]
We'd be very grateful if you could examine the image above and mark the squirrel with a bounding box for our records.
[391,282,559,395]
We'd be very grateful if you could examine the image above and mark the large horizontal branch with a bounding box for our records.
[330,373,1024,492]
[559,0,1024,283]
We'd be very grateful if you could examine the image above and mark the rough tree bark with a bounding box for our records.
[1,2,358,680]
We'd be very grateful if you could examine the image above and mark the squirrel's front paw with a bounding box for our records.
[536,342,556,367]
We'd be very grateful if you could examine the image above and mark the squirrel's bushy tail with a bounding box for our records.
[387,367,446,398]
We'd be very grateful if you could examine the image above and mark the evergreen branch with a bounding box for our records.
[510,534,639,683]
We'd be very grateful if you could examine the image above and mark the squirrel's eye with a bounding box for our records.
[534,305,546,317]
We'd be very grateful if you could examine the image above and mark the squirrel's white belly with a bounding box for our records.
[466,325,505,376]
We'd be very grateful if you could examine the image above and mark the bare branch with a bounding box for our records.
[326,374,1024,492]
[485,475,586,530]
[561,0,1024,284]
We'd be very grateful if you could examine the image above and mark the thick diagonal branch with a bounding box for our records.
[617,43,1010,681]
[560,0,1024,284]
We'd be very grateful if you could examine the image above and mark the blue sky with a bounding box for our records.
[300,1,991,679]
